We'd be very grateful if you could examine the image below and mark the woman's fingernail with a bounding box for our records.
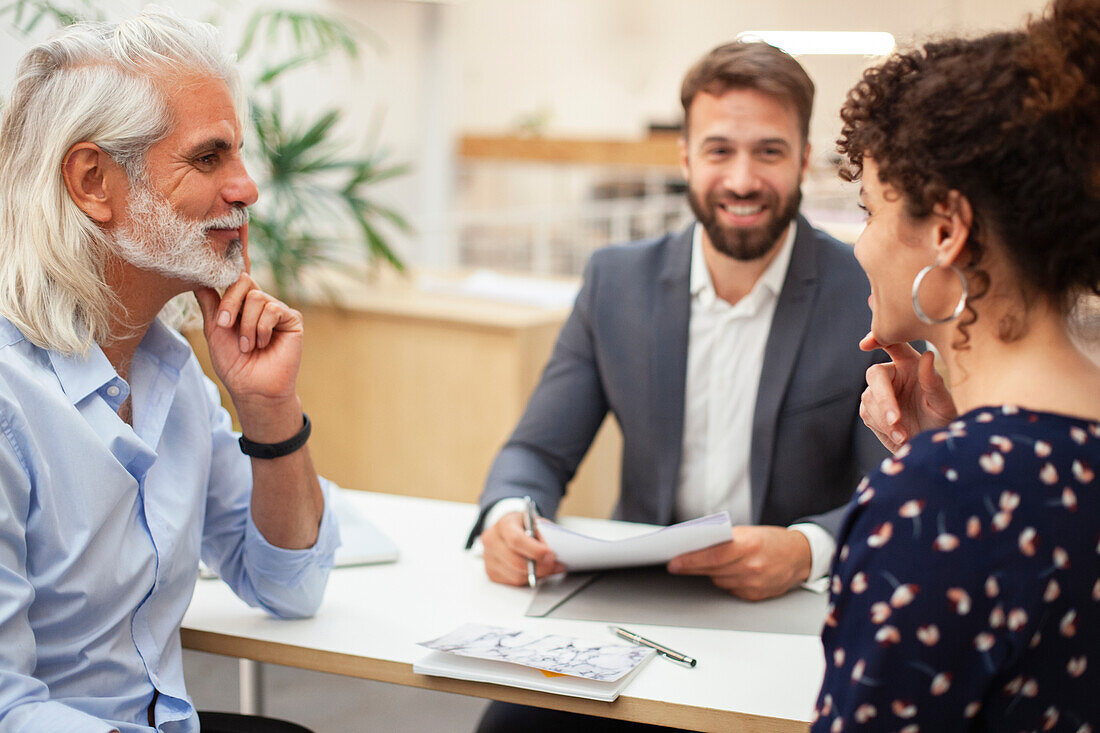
[892,430,905,443]
[886,411,898,424]
[239,336,250,352]
[217,310,231,327]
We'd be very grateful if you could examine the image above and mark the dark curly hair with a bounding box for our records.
[837,0,1100,345]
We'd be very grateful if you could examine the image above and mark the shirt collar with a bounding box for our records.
[47,347,115,407]
[140,317,193,375]
[43,317,192,406]
[689,220,798,306]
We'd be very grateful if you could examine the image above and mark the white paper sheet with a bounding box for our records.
[536,512,733,572]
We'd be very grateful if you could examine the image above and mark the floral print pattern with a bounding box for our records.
[813,407,1098,731]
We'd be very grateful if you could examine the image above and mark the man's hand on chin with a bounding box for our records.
[193,272,305,439]
[667,525,813,601]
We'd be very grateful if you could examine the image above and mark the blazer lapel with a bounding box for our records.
[749,216,820,521]
[650,225,693,524]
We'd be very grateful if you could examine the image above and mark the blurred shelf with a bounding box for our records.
[459,133,681,168]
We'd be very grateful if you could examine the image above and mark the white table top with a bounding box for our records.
[182,490,826,732]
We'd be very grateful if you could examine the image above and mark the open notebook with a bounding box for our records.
[199,490,398,578]
[414,623,654,702]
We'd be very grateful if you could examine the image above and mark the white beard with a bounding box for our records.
[113,185,247,289]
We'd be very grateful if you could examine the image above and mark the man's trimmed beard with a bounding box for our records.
[687,184,802,262]
[113,184,247,289]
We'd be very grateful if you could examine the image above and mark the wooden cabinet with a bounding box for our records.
[188,270,621,519]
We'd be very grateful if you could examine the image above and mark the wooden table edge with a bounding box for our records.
[181,628,808,733]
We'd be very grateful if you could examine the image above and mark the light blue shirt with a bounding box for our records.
[0,317,340,732]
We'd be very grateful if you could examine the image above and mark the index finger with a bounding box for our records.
[862,332,922,369]
[241,221,251,274]
[858,332,882,351]
[213,273,259,328]
[880,341,922,368]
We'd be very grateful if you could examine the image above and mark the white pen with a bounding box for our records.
[522,495,538,589]
[610,626,697,668]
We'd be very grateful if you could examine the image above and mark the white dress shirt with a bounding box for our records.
[674,222,792,522]
[488,222,835,582]
[0,317,339,732]
[675,223,835,582]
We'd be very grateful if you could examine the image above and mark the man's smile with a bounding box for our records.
[717,201,768,226]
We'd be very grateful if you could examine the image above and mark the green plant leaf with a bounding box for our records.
[0,0,100,33]
[364,202,413,233]
[255,51,326,86]
[237,8,375,63]
[356,211,406,271]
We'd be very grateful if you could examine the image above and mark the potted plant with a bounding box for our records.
[1,0,410,300]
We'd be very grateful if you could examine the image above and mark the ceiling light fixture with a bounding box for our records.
[736,31,896,56]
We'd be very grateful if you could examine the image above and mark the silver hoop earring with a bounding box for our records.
[911,259,968,325]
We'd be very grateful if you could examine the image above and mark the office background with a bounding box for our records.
[0,0,1071,730]
[0,0,1048,270]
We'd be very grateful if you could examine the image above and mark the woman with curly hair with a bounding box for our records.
[812,0,1099,730]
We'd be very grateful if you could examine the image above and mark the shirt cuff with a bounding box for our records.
[483,497,533,536]
[788,522,836,585]
[244,477,341,588]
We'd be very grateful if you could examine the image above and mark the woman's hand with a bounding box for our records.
[859,333,958,453]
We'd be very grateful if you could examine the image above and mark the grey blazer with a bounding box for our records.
[466,216,888,546]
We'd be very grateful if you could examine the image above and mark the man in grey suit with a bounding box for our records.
[468,41,886,619]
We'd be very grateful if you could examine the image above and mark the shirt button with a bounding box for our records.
[106,385,121,397]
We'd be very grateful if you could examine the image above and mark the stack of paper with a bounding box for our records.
[537,512,732,571]
[414,623,654,702]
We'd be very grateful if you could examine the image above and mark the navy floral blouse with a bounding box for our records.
[813,406,1098,732]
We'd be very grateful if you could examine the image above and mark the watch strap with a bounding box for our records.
[239,413,311,459]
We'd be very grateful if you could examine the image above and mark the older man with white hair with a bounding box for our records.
[0,7,338,732]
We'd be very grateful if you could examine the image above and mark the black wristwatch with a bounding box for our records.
[239,413,311,459]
